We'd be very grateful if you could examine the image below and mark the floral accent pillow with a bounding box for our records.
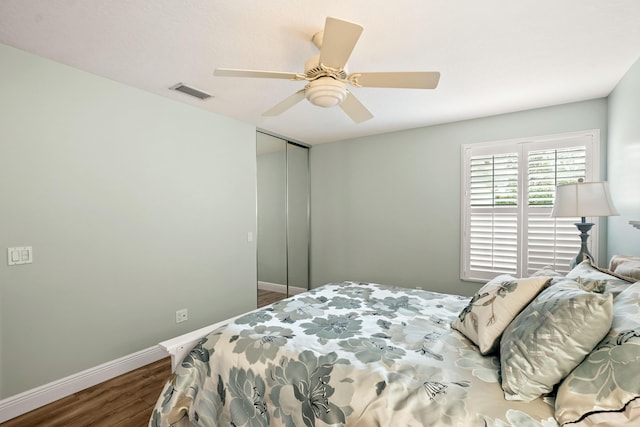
[500,279,613,402]
[452,274,551,355]
[555,281,640,426]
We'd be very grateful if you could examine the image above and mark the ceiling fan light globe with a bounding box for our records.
[309,92,345,108]
[305,77,347,108]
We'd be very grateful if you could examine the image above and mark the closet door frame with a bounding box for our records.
[256,130,310,301]
[285,140,310,296]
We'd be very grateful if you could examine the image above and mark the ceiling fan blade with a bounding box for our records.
[339,92,374,123]
[318,17,363,70]
[352,71,441,89]
[214,68,303,80]
[262,90,306,116]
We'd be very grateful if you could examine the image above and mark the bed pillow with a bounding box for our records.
[452,274,551,355]
[566,259,634,296]
[529,265,564,278]
[500,278,613,402]
[609,254,640,281]
[555,281,640,426]
[529,265,565,286]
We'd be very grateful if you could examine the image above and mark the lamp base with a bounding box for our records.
[570,221,594,269]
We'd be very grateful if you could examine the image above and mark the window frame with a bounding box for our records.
[460,129,601,282]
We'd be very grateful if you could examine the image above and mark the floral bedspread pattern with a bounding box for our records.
[150,282,559,427]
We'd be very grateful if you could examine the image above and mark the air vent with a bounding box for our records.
[169,83,212,100]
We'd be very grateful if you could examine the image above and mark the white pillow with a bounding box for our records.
[609,254,640,281]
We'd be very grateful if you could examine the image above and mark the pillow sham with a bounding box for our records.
[529,265,564,278]
[555,281,640,426]
[500,279,613,402]
[609,254,640,281]
[452,274,551,355]
[529,265,565,286]
[566,259,634,296]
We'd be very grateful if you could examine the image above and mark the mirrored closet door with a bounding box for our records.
[256,131,309,306]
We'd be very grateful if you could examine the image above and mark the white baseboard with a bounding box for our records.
[159,316,247,372]
[258,280,307,295]
[0,345,168,423]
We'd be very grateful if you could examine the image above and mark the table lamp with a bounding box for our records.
[551,179,619,267]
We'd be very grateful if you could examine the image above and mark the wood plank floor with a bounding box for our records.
[257,289,287,307]
[1,357,171,427]
[1,290,288,426]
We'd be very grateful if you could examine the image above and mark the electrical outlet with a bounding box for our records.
[175,309,188,323]
[415,286,423,290]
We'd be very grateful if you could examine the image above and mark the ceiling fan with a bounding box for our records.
[214,17,440,123]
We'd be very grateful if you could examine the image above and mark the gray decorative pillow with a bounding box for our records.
[566,259,634,296]
[452,274,551,355]
[555,281,640,426]
[500,279,613,402]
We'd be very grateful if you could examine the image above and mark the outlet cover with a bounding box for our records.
[175,309,188,323]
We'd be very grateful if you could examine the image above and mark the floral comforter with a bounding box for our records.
[150,282,559,427]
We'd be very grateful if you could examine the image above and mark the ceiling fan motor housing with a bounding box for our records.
[304,55,348,108]
[304,55,348,80]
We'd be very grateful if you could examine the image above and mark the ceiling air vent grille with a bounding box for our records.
[169,83,212,100]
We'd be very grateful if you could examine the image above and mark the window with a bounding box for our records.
[460,130,600,282]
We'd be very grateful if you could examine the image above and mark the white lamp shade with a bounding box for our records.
[551,181,619,218]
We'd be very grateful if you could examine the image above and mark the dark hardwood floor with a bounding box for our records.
[1,290,288,426]
[257,289,287,307]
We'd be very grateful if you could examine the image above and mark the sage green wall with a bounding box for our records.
[310,99,609,297]
[607,56,640,256]
[0,44,257,398]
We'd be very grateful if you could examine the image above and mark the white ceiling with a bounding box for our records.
[1,1,640,145]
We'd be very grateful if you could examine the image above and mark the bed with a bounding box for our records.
[149,257,640,427]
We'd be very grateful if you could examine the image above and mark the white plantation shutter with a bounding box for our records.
[525,212,581,274]
[468,153,519,276]
[524,147,587,275]
[461,130,599,282]
[469,209,518,275]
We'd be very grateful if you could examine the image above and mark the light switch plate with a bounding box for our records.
[8,246,33,266]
